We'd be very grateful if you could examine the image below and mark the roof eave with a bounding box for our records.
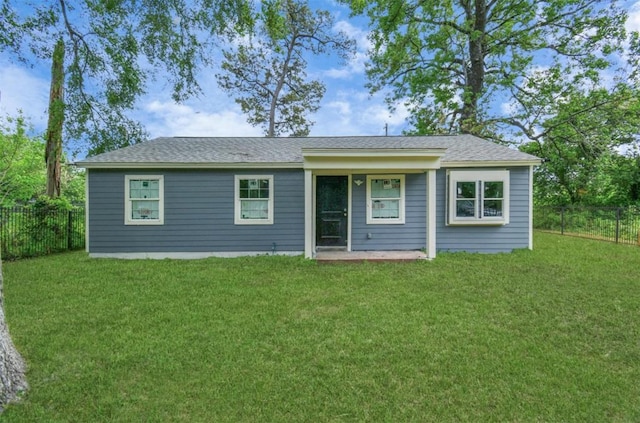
[75,159,542,170]
[442,159,542,167]
[75,161,303,169]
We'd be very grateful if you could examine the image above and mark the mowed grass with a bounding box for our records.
[2,232,639,422]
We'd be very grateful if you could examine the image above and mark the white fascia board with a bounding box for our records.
[442,160,542,168]
[303,156,442,171]
[75,162,303,169]
[301,148,447,158]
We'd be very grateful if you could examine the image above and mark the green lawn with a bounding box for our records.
[2,232,639,422]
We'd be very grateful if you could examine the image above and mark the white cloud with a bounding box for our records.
[0,64,49,130]
[311,90,410,136]
[325,100,352,120]
[324,68,353,79]
[143,100,263,137]
[627,1,640,32]
[370,102,410,127]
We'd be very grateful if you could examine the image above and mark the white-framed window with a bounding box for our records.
[235,175,274,225]
[366,175,405,224]
[125,175,164,225]
[448,170,510,225]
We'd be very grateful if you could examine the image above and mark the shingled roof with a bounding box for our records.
[75,134,540,167]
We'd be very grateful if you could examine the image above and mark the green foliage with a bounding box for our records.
[520,85,640,206]
[0,205,85,261]
[217,0,355,137]
[61,167,86,205]
[31,195,72,212]
[0,115,86,206]
[345,0,629,138]
[22,197,74,257]
[1,0,254,155]
[3,233,640,421]
[0,116,46,207]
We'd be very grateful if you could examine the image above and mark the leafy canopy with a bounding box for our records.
[1,0,254,155]
[0,115,86,206]
[345,0,629,138]
[0,116,46,206]
[520,84,640,206]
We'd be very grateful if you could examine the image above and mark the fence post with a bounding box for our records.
[561,207,565,235]
[615,208,621,244]
[67,210,73,250]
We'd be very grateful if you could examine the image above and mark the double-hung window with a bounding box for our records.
[125,175,164,225]
[235,175,274,224]
[366,175,405,224]
[448,170,509,225]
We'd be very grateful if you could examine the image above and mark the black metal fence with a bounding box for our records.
[0,206,85,260]
[534,206,640,246]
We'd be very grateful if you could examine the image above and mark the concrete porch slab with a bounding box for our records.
[315,250,428,263]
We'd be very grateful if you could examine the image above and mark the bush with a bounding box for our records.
[0,199,85,260]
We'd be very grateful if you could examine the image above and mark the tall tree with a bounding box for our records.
[217,0,354,137]
[45,38,65,198]
[346,0,629,138]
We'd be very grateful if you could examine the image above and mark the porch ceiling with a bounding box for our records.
[302,148,444,171]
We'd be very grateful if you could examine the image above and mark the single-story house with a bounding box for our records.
[75,135,540,259]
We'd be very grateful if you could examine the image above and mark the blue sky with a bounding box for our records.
[1,0,639,156]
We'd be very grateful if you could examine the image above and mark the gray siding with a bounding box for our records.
[88,166,532,255]
[351,173,427,251]
[88,169,305,253]
[435,167,531,253]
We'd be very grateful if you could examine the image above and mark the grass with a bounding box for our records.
[1,232,639,422]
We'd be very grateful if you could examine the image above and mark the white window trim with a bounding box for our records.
[234,175,274,225]
[366,174,405,225]
[124,175,164,225]
[447,170,510,226]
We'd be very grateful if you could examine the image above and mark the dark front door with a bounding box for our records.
[316,176,348,247]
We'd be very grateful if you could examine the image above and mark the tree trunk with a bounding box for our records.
[0,253,28,412]
[460,0,487,134]
[45,38,65,198]
[267,29,298,138]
